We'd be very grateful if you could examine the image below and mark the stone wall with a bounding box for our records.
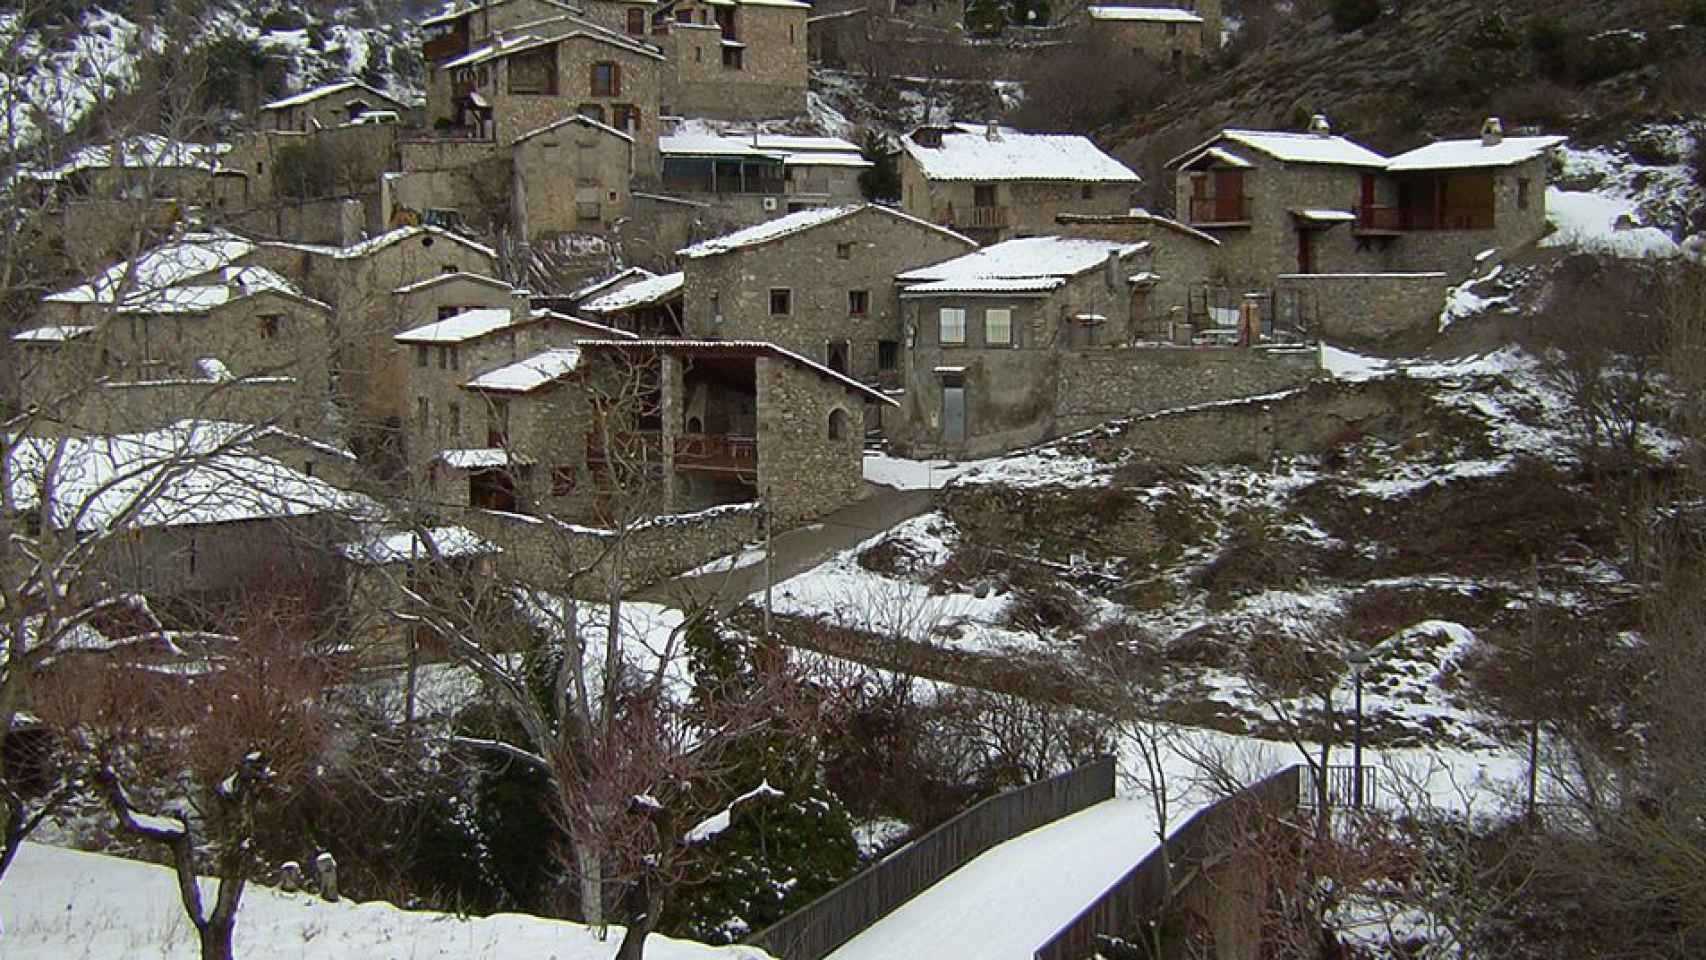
[1274,272,1450,344]
[100,515,348,599]
[225,126,400,207]
[513,119,634,236]
[218,194,381,246]
[464,500,759,594]
[1052,213,1221,327]
[1094,15,1203,62]
[900,162,1139,244]
[399,137,504,173]
[665,4,809,119]
[47,377,309,436]
[680,206,976,380]
[755,355,866,522]
[478,36,664,175]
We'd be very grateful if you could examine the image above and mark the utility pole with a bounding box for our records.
[1527,554,1541,820]
[761,487,774,640]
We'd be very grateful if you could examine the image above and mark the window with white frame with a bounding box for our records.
[985,307,1012,346]
[939,307,966,345]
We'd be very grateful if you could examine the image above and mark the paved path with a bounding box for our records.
[636,482,935,611]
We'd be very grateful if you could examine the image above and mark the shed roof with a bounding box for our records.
[261,79,404,112]
[902,123,1141,184]
[1385,135,1568,172]
[898,236,1147,295]
[1086,5,1203,22]
[677,203,971,259]
[1171,129,1389,169]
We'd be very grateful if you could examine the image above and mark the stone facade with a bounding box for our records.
[678,205,976,382]
[100,514,351,599]
[653,0,810,119]
[259,80,408,134]
[754,353,865,521]
[896,249,1321,457]
[512,115,635,235]
[1053,212,1222,332]
[1274,272,1451,344]
[223,125,400,207]
[1086,7,1204,64]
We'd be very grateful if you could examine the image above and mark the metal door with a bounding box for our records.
[942,386,966,444]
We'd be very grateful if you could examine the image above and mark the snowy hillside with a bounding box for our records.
[1,842,773,960]
[0,0,425,147]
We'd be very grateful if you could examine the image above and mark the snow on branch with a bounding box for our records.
[683,780,783,846]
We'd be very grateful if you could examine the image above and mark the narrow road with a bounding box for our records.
[636,482,936,611]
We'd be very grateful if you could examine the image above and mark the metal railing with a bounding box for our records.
[674,433,757,472]
[1298,763,1379,809]
[932,204,1010,229]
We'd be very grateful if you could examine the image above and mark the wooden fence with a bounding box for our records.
[1032,765,1303,960]
[743,756,1118,960]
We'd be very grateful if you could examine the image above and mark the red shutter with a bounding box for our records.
[612,62,622,97]
[589,62,599,95]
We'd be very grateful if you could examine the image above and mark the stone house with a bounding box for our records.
[578,270,686,335]
[6,423,363,600]
[647,0,810,120]
[512,113,636,234]
[898,122,1143,244]
[448,338,889,526]
[434,15,666,173]
[395,287,636,474]
[675,203,977,391]
[251,226,500,424]
[20,234,336,434]
[1083,5,1203,66]
[259,79,410,134]
[892,235,1319,456]
[1052,209,1222,335]
[1170,117,1567,341]
[219,124,401,210]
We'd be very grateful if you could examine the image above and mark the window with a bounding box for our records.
[591,61,620,96]
[448,402,462,439]
[848,289,869,315]
[259,314,282,339]
[827,340,849,373]
[1517,177,1531,210]
[612,103,640,132]
[828,408,849,441]
[415,344,429,367]
[552,466,577,496]
[438,345,452,370]
[974,183,997,207]
[939,307,966,345]
[1081,184,1094,200]
[578,103,606,123]
[985,307,1012,346]
[626,8,646,34]
[438,304,471,320]
[509,46,558,94]
[836,242,853,260]
[769,288,792,315]
[676,9,692,22]
[417,397,430,432]
[722,46,743,70]
[695,46,703,61]
[878,339,899,371]
[789,24,795,43]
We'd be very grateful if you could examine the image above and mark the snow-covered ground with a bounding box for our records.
[0,842,772,960]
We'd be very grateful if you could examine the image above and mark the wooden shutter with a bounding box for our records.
[589,62,599,94]
[612,62,622,97]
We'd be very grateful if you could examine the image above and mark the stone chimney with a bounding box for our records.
[1104,248,1120,291]
[338,198,364,248]
[985,116,1001,142]
[1308,114,1331,138]
[1481,116,1504,147]
[510,287,531,327]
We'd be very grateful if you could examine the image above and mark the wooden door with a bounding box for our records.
[1213,169,1244,221]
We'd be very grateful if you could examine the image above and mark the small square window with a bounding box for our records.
[259,314,281,339]
[849,289,869,315]
[1517,177,1531,210]
[836,242,853,260]
[448,402,462,438]
[985,307,1012,346]
[1080,184,1094,201]
[770,288,792,315]
[878,339,899,371]
[415,344,429,367]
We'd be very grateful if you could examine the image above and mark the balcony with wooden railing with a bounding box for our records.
[932,204,1010,230]
[674,434,757,474]
[1187,195,1252,227]
[424,33,470,62]
[1353,204,1404,233]
[1354,204,1496,233]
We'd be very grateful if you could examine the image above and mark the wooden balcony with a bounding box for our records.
[1353,204,1495,233]
[1353,204,1404,233]
[424,34,469,62]
[1187,196,1252,227]
[933,205,1010,230]
[674,434,757,474]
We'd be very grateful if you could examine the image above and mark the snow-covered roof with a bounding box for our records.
[6,423,369,533]
[568,266,656,302]
[12,325,96,343]
[339,225,498,262]
[677,204,971,259]
[1293,209,1357,223]
[902,124,1142,184]
[45,231,256,305]
[464,348,584,392]
[395,307,512,344]
[512,111,634,146]
[437,447,538,469]
[338,525,500,565]
[659,131,868,169]
[1173,129,1389,169]
[20,135,230,182]
[1086,5,1203,23]
[112,265,322,315]
[442,19,663,69]
[261,79,402,112]
[898,236,1146,295]
[580,271,683,313]
[568,339,899,406]
[422,0,580,27]
[392,271,512,296]
[1385,135,1568,172]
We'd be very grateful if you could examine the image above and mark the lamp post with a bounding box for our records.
[1346,648,1370,809]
